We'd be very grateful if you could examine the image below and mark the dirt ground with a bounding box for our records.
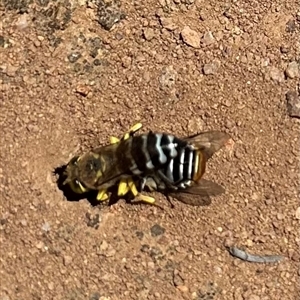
[0,1,299,300]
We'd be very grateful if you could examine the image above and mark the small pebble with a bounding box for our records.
[295,207,300,220]
[285,61,299,79]
[35,241,44,249]
[286,90,300,118]
[181,26,200,48]
[100,240,109,251]
[63,255,72,266]
[143,28,155,41]
[201,31,215,46]
[269,67,285,83]
[286,19,296,32]
[203,61,220,75]
[68,52,82,63]
[150,224,165,237]
[41,222,50,232]
[176,285,189,293]
[160,17,177,31]
[75,84,91,97]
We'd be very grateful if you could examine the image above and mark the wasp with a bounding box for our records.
[62,123,231,206]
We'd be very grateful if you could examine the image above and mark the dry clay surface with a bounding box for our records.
[1,1,300,300]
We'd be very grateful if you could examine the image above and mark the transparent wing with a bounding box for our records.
[168,179,225,206]
[184,131,231,160]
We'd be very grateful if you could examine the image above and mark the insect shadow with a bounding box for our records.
[53,164,141,207]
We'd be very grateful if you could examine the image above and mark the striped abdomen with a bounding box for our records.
[121,132,206,188]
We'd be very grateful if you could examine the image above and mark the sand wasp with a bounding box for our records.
[62,123,231,206]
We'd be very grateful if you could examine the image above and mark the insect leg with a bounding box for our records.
[110,136,120,144]
[96,189,109,201]
[110,122,142,144]
[110,123,143,198]
[121,122,143,141]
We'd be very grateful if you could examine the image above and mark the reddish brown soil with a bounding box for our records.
[1,1,299,300]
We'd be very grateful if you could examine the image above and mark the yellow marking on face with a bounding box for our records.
[97,189,108,201]
[78,181,87,193]
[96,170,102,179]
[68,181,84,194]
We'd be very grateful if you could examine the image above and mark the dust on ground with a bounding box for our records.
[0,1,299,300]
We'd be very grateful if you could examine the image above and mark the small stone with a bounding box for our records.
[100,240,109,251]
[143,28,155,40]
[68,52,82,63]
[4,64,19,77]
[277,213,284,220]
[48,282,54,290]
[269,67,285,83]
[181,26,200,48]
[63,255,72,266]
[217,226,223,232]
[176,285,189,292]
[75,84,91,97]
[203,61,220,75]
[106,248,116,257]
[201,31,215,46]
[16,13,29,30]
[135,231,144,240]
[150,224,165,237]
[286,19,296,32]
[122,56,132,68]
[295,207,300,220]
[159,65,177,90]
[280,46,289,54]
[160,17,177,31]
[286,90,300,118]
[20,219,27,226]
[285,61,299,79]
[173,271,184,286]
[42,222,50,232]
[35,241,44,249]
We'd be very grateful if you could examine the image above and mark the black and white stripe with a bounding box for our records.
[130,133,198,188]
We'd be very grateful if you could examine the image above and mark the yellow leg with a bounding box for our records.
[137,194,156,205]
[121,122,142,141]
[110,123,143,199]
[110,136,120,144]
[118,179,130,196]
[127,178,138,196]
[110,123,143,144]
[96,189,109,201]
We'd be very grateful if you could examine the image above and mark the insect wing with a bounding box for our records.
[168,179,225,206]
[184,131,231,160]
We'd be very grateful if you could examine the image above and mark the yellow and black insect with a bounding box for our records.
[62,123,231,206]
